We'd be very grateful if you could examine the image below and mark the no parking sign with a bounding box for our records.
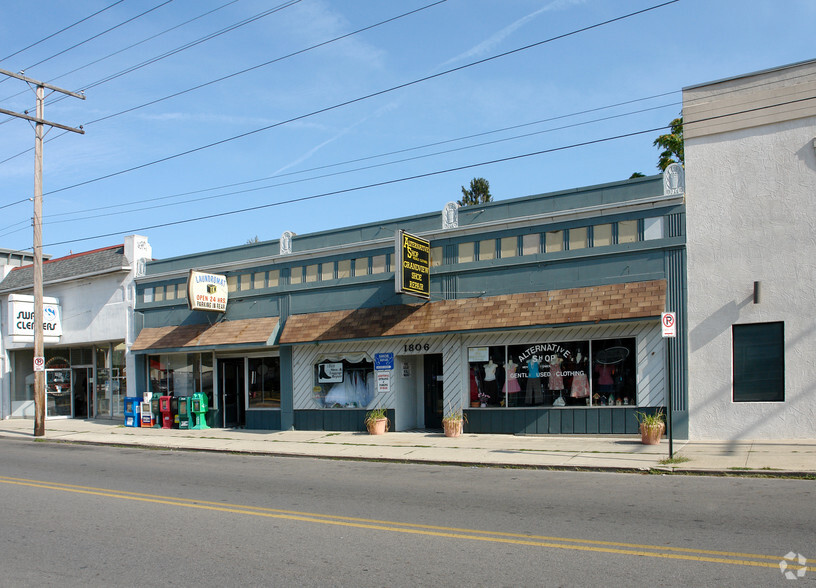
[33,356,45,371]
[661,312,677,338]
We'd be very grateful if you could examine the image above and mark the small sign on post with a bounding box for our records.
[661,312,677,338]
[33,356,45,372]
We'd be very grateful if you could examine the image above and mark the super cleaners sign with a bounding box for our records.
[7,294,62,338]
[187,270,228,312]
[395,230,431,300]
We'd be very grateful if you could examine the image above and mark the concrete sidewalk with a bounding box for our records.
[1,418,814,476]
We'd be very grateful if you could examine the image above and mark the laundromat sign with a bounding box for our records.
[187,270,228,313]
[7,295,62,337]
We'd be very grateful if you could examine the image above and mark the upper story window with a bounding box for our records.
[458,242,475,263]
[643,217,663,240]
[500,236,517,259]
[618,220,638,243]
[338,259,351,279]
[478,239,495,260]
[522,234,540,255]
[593,224,613,247]
[545,231,563,253]
[430,246,443,267]
[371,255,387,275]
[321,262,335,282]
[568,227,588,250]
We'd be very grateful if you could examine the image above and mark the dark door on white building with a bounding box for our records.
[219,358,245,428]
[423,354,443,429]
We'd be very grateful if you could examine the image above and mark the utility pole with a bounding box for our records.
[0,68,84,436]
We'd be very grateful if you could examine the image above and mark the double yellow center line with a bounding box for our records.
[1,475,811,573]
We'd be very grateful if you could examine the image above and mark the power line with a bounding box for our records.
[0,1,445,160]
[21,1,175,72]
[33,100,679,227]
[82,0,449,127]
[41,0,681,197]
[43,0,243,88]
[0,0,127,64]
[37,125,669,249]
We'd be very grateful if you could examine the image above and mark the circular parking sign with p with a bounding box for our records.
[661,312,677,338]
[33,356,45,371]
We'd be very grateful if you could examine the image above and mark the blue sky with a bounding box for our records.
[0,0,813,260]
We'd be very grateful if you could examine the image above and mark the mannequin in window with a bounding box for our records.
[503,359,520,405]
[525,355,543,405]
[483,358,498,404]
[548,354,565,406]
[570,351,589,401]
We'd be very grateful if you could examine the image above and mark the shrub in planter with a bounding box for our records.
[635,409,665,445]
[364,407,389,435]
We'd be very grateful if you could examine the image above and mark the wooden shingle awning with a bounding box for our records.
[279,280,666,344]
[131,317,279,353]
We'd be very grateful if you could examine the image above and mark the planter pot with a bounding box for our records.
[443,419,463,438]
[640,422,665,445]
[470,401,480,408]
[367,417,388,435]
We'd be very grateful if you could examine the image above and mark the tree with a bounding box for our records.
[458,177,492,206]
[653,116,684,171]
[246,235,259,244]
[629,172,645,179]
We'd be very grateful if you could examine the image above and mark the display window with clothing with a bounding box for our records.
[467,338,637,408]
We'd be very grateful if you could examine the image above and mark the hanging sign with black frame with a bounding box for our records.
[395,229,431,300]
[187,269,228,313]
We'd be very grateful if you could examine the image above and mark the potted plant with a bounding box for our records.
[364,407,389,435]
[442,406,467,438]
[635,409,665,445]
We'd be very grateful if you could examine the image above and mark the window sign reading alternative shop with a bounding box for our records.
[187,270,228,312]
[395,230,430,299]
[467,338,637,408]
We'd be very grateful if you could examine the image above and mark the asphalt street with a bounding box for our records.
[1,439,813,587]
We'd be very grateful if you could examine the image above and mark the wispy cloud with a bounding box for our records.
[439,0,586,68]
[270,101,399,176]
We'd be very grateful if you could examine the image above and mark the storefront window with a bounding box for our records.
[313,355,374,408]
[96,347,111,416]
[111,343,127,416]
[248,357,281,408]
[590,339,637,406]
[468,338,637,408]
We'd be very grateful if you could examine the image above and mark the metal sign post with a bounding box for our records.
[661,312,677,459]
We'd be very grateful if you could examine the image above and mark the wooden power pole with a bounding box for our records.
[0,68,84,436]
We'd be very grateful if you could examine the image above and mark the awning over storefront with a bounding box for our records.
[280,280,666,344]
[131,317,279,353]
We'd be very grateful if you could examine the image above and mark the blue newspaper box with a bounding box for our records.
[124,397,140,427]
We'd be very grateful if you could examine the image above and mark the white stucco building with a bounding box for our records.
[0,235,151,420]
[684,59,816,439]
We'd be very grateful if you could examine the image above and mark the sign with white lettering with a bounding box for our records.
[8,298,62,337]
[395,230,431,299]
[187,270,228,312]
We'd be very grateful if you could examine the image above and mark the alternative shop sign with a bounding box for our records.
[7,294,62,338]
[395,229,430,299]
[187,270,228,312]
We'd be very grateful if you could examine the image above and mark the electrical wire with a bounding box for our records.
[38,0,681,198]
[0,0,127,64]
[35,101,680,226]
[21,1,176,72]
[36,125,670,249]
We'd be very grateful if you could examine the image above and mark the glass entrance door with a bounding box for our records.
[72,368,92,418]
[423,354,443,429]
[219,358,245,428]
[46,368,72,418]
